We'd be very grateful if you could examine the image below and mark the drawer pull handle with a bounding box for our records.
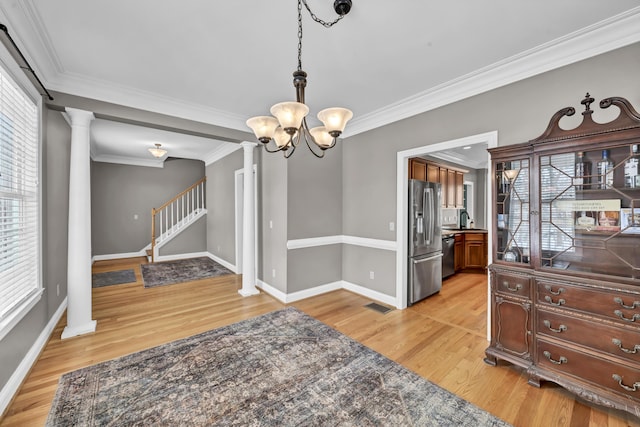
[612,374,640,392]
[503,281,522,292]
[544,296,565,306]
[543,351,567,365]
[612,338,640,354]
[614,310,640,323]
[614,297,640,310]
[544,284,564,296]
[543,320,567,333]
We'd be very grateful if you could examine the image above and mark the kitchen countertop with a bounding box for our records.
[442,228,488,237]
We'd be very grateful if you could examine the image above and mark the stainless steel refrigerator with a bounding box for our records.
[408,180,442,305]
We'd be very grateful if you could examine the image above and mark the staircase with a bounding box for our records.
[149,177,207,262]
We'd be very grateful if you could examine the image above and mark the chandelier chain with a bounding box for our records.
[297,0,345,71]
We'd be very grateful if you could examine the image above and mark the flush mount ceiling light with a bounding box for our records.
[246,0,353,159]
[148,143,167,158]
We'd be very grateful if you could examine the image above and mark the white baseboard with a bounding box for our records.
[154,251,210,263]
[341,281,397,307]
[256,280,287,303]
[0,297,67,418]
[92,250,146,263]
[257,278,396,307]
[203,252,236,273]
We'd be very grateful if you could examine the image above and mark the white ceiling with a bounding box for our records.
[1,1,639,167]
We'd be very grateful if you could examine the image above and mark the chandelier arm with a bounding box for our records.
[262,140,290,154]
[284,143,297,158]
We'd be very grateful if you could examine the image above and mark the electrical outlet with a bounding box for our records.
[56,283,60,296]
[217,245,221,252]
[133,214,139,220]
[272,269,276,278]
[269,220,273,229]
[389,222,395,231]
[369,271,375,280]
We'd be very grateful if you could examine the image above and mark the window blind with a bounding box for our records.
[0,62,40,326]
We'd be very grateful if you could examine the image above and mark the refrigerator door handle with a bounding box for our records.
[412,253,443,264]
[424,187,433,245]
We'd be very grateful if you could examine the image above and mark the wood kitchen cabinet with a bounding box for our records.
[485,94,640,416]
[408,157,467,208]
[454,234,464,271]
[453,232,488,271]
[408,158,427,181]
[464,233,487,268]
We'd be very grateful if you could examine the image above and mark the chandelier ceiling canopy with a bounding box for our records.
[246,0,353,159]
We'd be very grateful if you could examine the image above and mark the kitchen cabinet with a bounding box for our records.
[454,234,464,271]
[408,157,467,208]
[452,232,488,271]
[484,94,640,417]
[427,163,439,182]
[464,233,487,268]
[409,158,427,181]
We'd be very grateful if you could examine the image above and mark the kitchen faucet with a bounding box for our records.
[459,209,469,229]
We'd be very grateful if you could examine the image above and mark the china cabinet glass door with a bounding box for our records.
[496,159,530,265]
[539,145,640,279]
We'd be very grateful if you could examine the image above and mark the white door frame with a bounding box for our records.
[395,131,497,310]
[235,165,258,274]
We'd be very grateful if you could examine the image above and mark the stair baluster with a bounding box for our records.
[150,177,207,262]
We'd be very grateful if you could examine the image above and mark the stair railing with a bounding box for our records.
[150,177,206,262]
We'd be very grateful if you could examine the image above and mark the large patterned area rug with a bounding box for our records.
[140,256,233,288]
[46,308,511,426]
[91,269,136,288]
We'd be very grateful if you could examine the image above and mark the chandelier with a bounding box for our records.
[148,143,167,158]
[246,0,353,158]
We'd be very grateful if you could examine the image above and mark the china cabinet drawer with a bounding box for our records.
[537,309,640,364]
[493,272,531,298]
[537,339,640,401]
[537,280,640,324]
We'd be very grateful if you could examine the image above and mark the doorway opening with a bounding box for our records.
[395,131,497,310]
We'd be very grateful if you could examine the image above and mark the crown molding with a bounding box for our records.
[203,142,242,166]
[91,154,165,168]
[344,7,640,137]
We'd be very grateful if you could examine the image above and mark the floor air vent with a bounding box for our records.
[365,302,393,314]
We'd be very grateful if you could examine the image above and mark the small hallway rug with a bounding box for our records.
[46,307,511,426]
[91,269,136,288]
[140,256,233,288]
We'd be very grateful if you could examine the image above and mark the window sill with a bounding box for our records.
[0,289,44,342]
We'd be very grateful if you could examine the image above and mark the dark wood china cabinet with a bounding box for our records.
[485,94,640,417]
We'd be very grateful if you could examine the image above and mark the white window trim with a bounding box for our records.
[0,42,44,342]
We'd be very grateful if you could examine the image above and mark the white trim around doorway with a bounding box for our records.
[395,131,498,310]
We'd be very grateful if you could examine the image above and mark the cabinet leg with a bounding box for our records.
[483,353,497,366]
[527,370,542,388]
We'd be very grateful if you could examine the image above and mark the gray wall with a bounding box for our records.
[205,149,243,265]
[0,108,71,398]
[91,158,205,255]
[159,215,207,256]
[341,42,640,297]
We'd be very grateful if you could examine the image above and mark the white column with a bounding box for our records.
[238,141,259,297]
[61,108,96,339]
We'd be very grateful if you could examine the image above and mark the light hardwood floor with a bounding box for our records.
[1,257,639,426]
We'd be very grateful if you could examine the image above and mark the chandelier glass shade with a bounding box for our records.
[148,143,167,158]
[246,0,353,158]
